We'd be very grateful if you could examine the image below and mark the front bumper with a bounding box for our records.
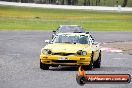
[40,55,91,66]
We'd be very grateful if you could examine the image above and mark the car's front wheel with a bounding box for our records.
[87,57,94,70]
[94,51,101,68]
[82,52,94,70]
[40,60,49,70]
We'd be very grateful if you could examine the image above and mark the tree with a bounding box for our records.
[84,0,87,5]
[67,0,71,5]
[70,0,75,5]
[66,0,75,5]
[62,0,64,5]
[96,0,100,6]
[122,0,128,7]
[84,0,90,6]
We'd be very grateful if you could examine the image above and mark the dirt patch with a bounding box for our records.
[101,41,132,55]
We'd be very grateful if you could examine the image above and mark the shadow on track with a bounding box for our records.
[49,66,79,71]
[48,66,132,71]
[92,66,132,71]
[38,65,132,71]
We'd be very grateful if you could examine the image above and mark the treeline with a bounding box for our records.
[0,0,128,7]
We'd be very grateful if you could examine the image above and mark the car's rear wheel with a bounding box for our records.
[40,60,49,70]
[94,51,101,68]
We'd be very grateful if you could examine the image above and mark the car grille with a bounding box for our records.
[52,60,77,63]
[52,53,75,56]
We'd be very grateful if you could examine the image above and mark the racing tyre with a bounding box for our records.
[87,58,94,70]
[83,52,94,70]
[40,60,49,70]
[94,51,101,68]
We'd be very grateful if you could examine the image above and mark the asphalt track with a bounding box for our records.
[0,30,132,88]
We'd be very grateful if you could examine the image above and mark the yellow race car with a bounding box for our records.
[40,33,101,70]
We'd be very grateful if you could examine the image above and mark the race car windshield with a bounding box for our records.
[53,35,89,44]
[56,26,85,33]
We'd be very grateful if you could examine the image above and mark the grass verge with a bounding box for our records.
[0,5,132,31]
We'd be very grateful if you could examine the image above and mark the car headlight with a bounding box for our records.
[77,50,87,56]
[82,51,87,55]
[42,49,52,55]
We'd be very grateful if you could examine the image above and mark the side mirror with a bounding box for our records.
[45,40,50,44]
[86,32,89,34]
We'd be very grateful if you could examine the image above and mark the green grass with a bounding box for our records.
[0,5,132,31]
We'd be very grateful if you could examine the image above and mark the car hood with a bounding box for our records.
[44,43,90,53]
